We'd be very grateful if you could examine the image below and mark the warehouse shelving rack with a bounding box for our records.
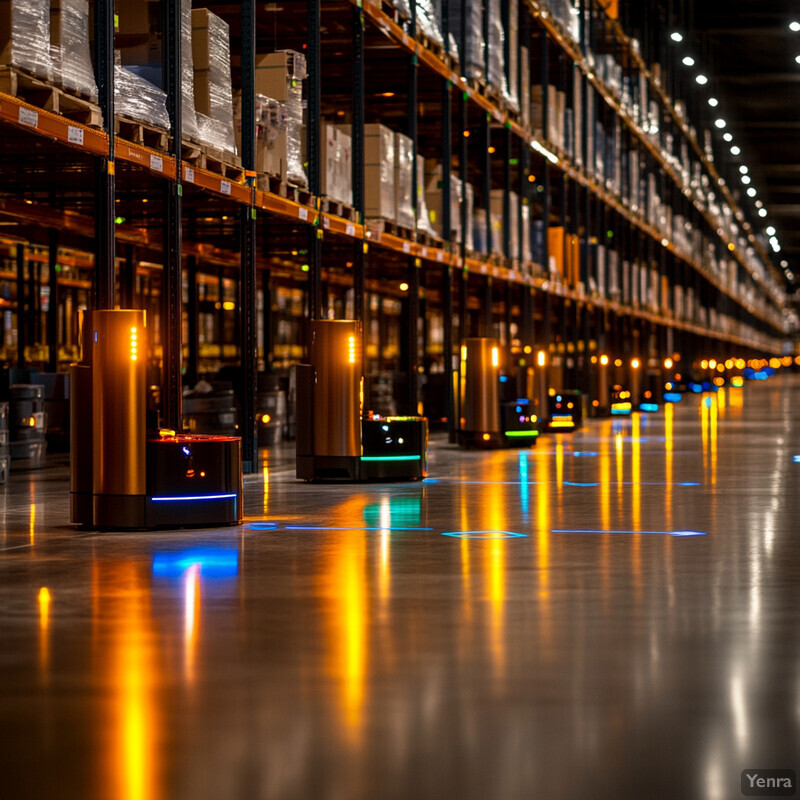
[0,0,790,471]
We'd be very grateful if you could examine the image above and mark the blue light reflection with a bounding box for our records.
[152,548,239,578]
[442,530,527,539]
[552,529,707,537]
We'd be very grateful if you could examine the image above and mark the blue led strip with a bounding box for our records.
[552,529,707,537]
[442,530,527,539]
[360,455,421,462]
[151,493,237,502]
[284,526,433,531]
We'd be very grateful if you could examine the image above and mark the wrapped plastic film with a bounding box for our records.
[115,55,170,130]
[50,0,97,101]
[1,0,53,81]
[179,0,199,140]
[448,0,484,81]
[416,0,444,47]
[395,132,415,229]
[280,51,308,188]
[486,0,506,96]
[415,154,436,238]
[192,8,235,155]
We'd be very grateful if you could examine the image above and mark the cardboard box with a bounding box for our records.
[364,124,395,219]
[255,51,305,103]
[395,131,414,229]
[424,163,461,242]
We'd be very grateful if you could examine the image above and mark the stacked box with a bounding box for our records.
[320,123,352,206]
[521,201,531,265]
[489,190,520,258]
[253,51,307,188]
[179,0,199,140]
[0,0,52,79]
[473,207,488,254]
[50,0,97,102]
[115,53,170,129]
[364,123,395,220]
[425,163,459,241]
[448,0,484,81]
[506,0,518,108]
[416,154,436,237]
[486,0,506,95]
[520,45,529,128]
[395,131,415,229]
[531,85,565,147]
[192,8,236,155]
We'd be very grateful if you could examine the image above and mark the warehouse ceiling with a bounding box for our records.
[679,0,800,293]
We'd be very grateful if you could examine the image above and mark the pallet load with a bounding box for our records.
[320,122,352,208]
[191,8,236,159]
[486,0,506,97]
[415,153,437,238]
[50,0,97,102]
[447,0,484,81]
[363,123,395,221]
[115,0,198,141]
[253,50,307,188]
[395,131,414,230]
[0,0,53,81]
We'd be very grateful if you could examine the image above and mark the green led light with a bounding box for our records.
[360,455,421,462]
[301,264,310,272]
[114,216,126,225]
[504,430,539,438]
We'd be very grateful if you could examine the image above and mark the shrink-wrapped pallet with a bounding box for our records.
[0,0,52,80]
[448,0,484,81]
[395,131,415,230]
[192,8,235,155]
[486,0,506,96]
[178,0,198,140]
[415,154,436,238]
[114,56,170,129]
[254,50,307,188]
[50,0,97,101]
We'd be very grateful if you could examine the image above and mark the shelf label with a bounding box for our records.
[184,166,195,184]
[67,126,84,145]
[322,215,330,229]
[421,247,428,258]
[150,155,163,172]
[346,224,355,237]
[402,241,411,254]
[18,107,38,128]
[298,207,309,222]
[436,251,444,262]
[220,180,231,196]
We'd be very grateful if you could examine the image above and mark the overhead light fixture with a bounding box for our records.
[730,145,741,155]
[671,31,684,42]
[741,175,751,185]
[758,208,768,217]
[708,97,719,107]
[756,200,763,208]
[682,56,695,66]
[796,55,800,64]
[781,260,788,267]
[766,226,776,236]
[696,74,708,85]
[791,21,800,32]
[739,165,748,174]
[723,132,733,142]
[715,118,727,128]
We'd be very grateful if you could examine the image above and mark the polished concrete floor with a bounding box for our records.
[2,377,800,800]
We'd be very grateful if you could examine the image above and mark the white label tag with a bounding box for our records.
[322,215,330,229]
[402,241,411,254]
[298,207,309,221]
[67,126,84,145]
[150,155,163,172]
[346,224,355,237]
[184,166,195,184]
[19,107,38,127]
[436,251,444,262]
[220,180,231,196]
[421,247,428,258]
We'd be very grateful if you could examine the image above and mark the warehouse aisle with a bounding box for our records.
[1,378,799,800]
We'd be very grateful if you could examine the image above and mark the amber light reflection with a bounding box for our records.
[98,563,159,800]
[484,455,507,682]
[38,586,51,678]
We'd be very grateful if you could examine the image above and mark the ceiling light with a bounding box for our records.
[671,31,684,42]
[708,97,719,107]
[791,22,800,32]
[781,260,788,267]
[696,74,708,85]
[730,146,741,155]
[758,208,768,217]
[766,226,776,236]
[723,132,733,142]
[682,56,695,66]
[796,55,800,64]
[715,118,726,128]
[741,175,751,185]
[756,200,763,208]
[739,165,748,174]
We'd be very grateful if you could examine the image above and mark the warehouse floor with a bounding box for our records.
[2,377,799,800]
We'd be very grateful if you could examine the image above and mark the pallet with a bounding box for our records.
[416,28,450,67]
[257,173,314,206]
[115,115,169,151]
[0,65,104,128]
[198,146,244,182]
[320,197,357,222]
[0,66,58,112]
[367,217,416,241]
